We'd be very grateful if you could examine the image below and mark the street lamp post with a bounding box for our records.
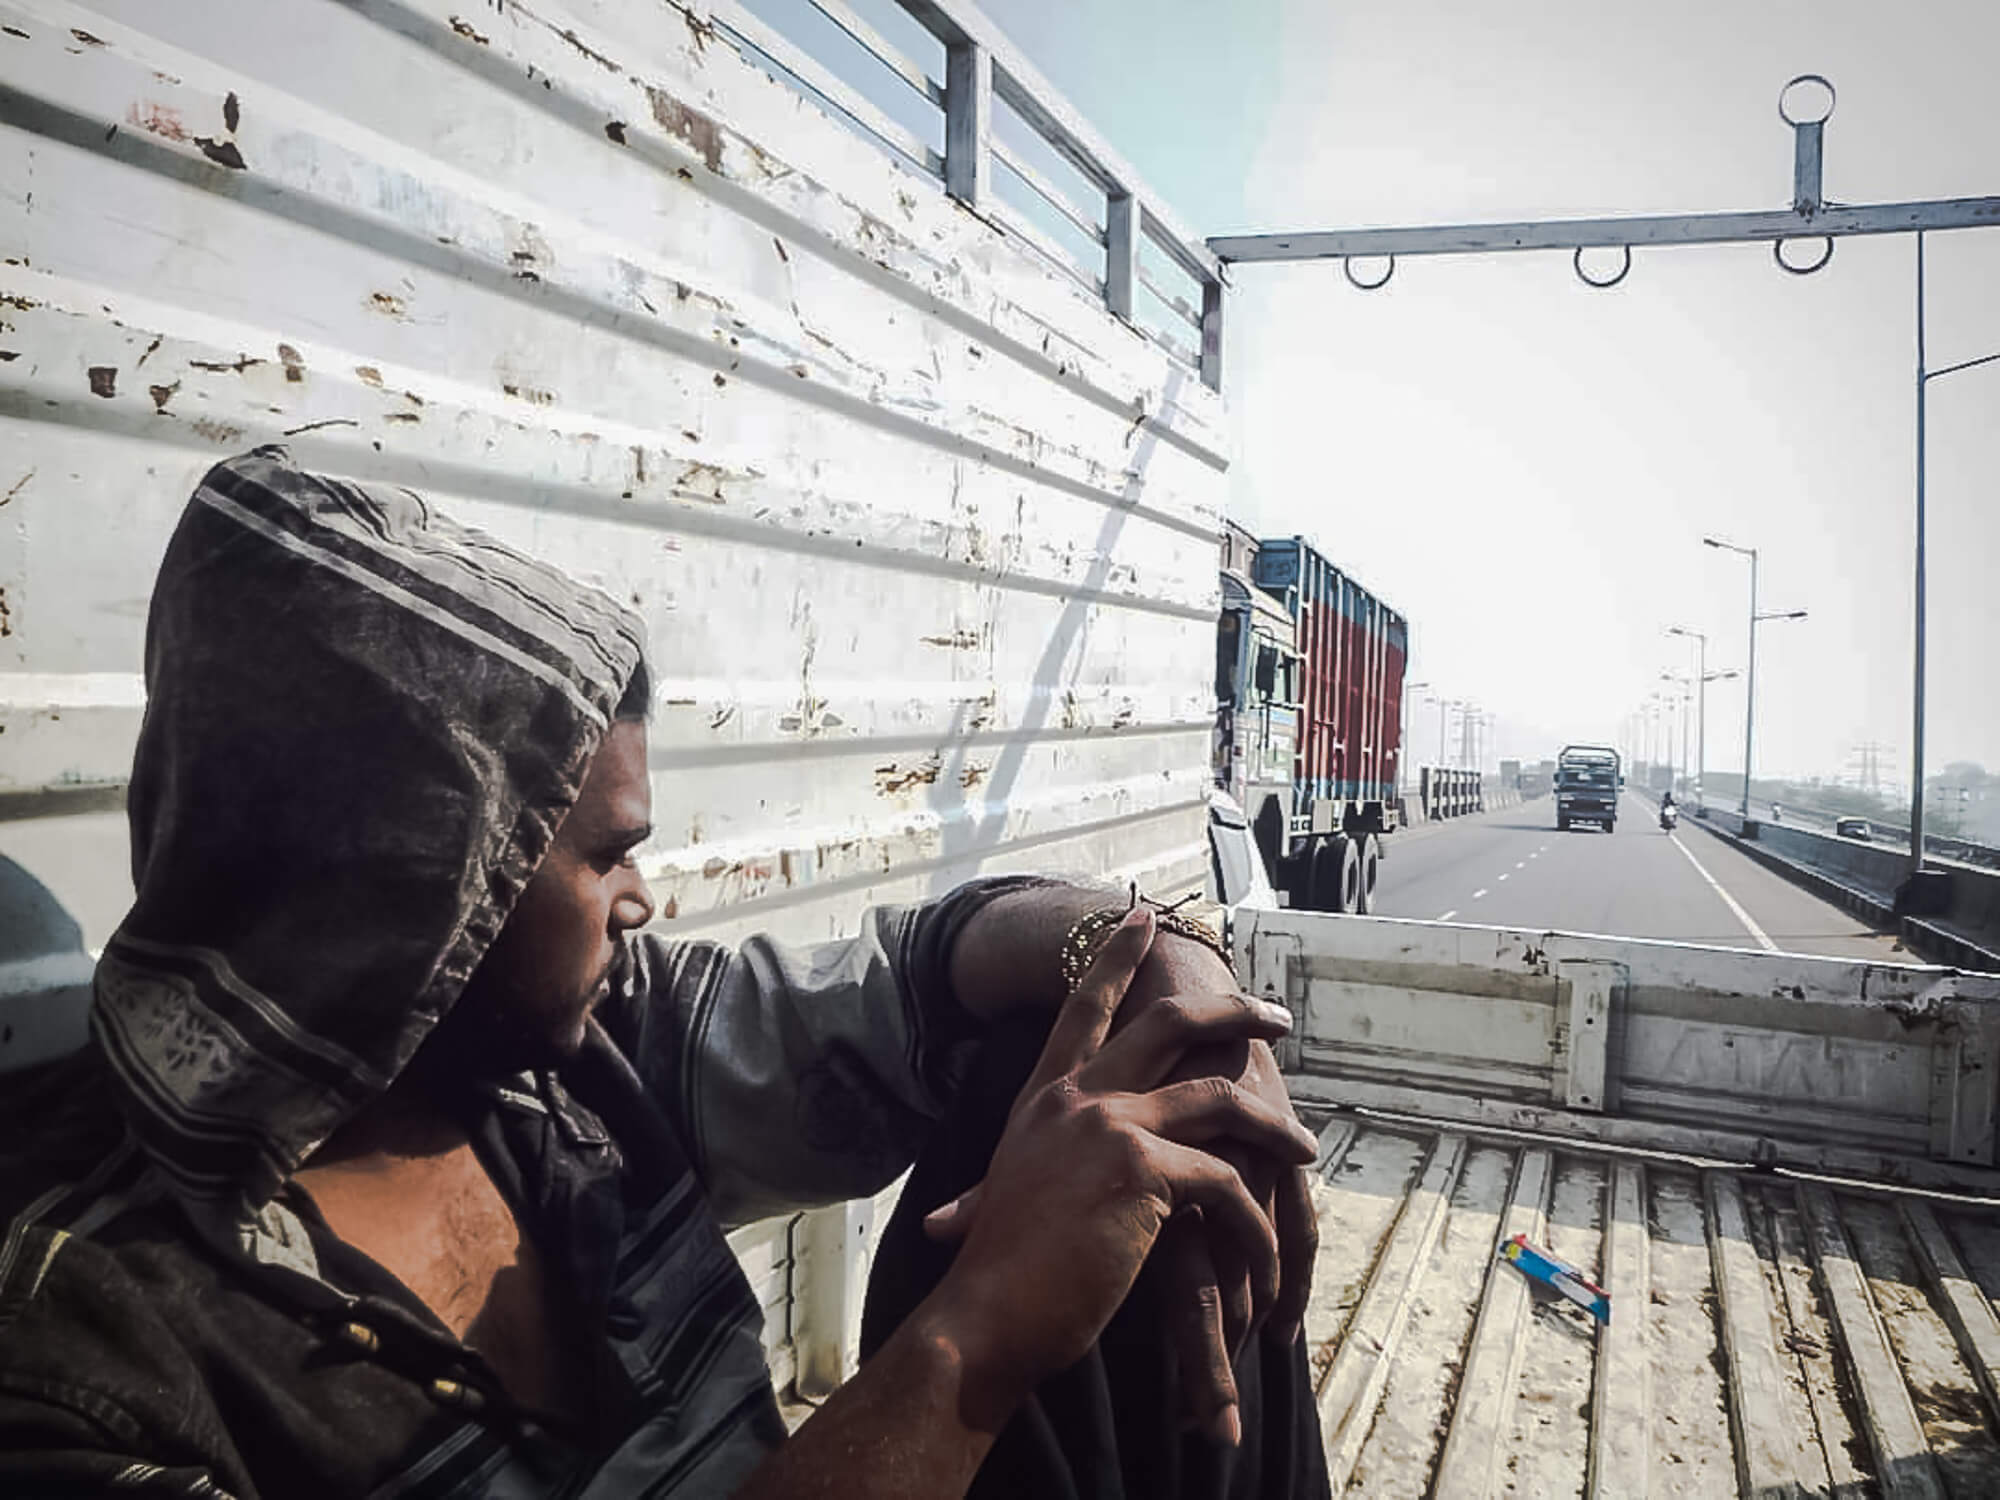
[1668,627,1708,807]
[1402,680,1430,800]
[1911,231,2000,886]
[1705,537,1807,818]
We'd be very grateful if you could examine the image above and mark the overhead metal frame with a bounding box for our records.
[1208,76,2000,890]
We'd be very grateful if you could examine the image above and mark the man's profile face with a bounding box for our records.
[446,719,656,1072]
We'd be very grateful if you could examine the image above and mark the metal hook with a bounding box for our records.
[1773,235,1835,275]
[1573,244,1631,289]
[1777,74,1836,127]
[1343,254,1395,291]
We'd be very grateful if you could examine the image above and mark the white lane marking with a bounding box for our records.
[1437,909,1458,922]
[1669,833,1778,952]
[1497,873,1509,882]
[1472,888,1489,900]
[1515,862,1526,870]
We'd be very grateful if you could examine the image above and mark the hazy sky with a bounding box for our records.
[986,0,2000,787]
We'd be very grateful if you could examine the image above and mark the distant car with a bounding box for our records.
[1836,817,1872,841]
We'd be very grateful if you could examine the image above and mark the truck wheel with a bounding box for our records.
[1356,835,1380,914]
[1336,836,1362,914]
[1605,819,1616,834]
[1558,814,1570,831]
[1307,841,1343,913]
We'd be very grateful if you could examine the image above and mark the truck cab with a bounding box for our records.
[1216,568,1301,881]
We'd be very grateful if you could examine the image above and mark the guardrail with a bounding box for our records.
[1418,766,1483,820]
[1754,799,2000,872]
[700,0,1226,388]
[1686,804,2000,972]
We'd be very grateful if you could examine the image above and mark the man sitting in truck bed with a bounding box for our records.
[0,449,1325,1499]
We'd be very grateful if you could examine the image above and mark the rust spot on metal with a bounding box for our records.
[383,412,420,424]
[501,382,554,406]
[0,586,10,636]
[191,417,244,445]
[368,291,407,318]
[69,28,105,46]
[194,136,246,170]
[136,334,162,367]
[961,763,990,790]
[2,470,33,506]
[283,417,360,436]
[559,27,620,73]
[87,366,117,398]
[0,351,19,362]
[190,354,261,373]
[0,294,35,312]
[148,380,178,412]
[277,343,306,382]
[712,372,726,388]
[449,16,490,44]
[127,101,187,142]
[402,390,424,407]
[919,629,981,649]
[645,85,723,174]
[875,755,943,795]
[674,461,730,503]
[354,365,383,387]
[223,91,240,133]
[604,120,627,145]
[2,27,30,40]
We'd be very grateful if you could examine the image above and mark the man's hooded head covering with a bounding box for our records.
[91,448,647,1225]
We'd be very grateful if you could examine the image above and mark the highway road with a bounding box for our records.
[1371,793,1913,964]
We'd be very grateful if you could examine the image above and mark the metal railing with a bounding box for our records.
[700,0,1226,389]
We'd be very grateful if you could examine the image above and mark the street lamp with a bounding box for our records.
[1667,626,1745,812]
[1910,231,2000,887]
[1401,680,1430,798]
[1704,537,1808,818]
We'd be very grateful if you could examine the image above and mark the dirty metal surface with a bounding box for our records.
[0,0,1227,949]
[1298,1108,2000,1498]
[1244,910,2000,1188]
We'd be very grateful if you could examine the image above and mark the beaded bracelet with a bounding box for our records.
[1057,887,1234,995]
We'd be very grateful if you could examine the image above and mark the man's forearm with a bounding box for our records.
[734,1292,1011,1500]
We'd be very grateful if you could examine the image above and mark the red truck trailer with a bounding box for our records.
[1217,529,1409,912]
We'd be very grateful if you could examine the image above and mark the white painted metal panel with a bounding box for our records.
[0,0,1227,1397]
[1241,910,2000,1185]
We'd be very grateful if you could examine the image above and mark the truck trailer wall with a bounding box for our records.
[0,0,1227,1395]
[1252,537,1406,810]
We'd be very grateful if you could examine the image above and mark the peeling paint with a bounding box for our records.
[190,417,244,445]
[368,291,408,318]
[69,28,105,47]
[126,101,187,143]
[147,380,177,412]
[501,381,554,406]
[448,16,490,44]
[222,91,240,133]
[2,470,33,506]
[919,628,981,649]
[276,343,305,382]
[604,121,627,145]
[190,354,262,373]
[875,754,942,795]
[194,136,246,170]
[558,27,621,74]
[87,366,117,398]
[645,85,723,174]
[354,365,383,386]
